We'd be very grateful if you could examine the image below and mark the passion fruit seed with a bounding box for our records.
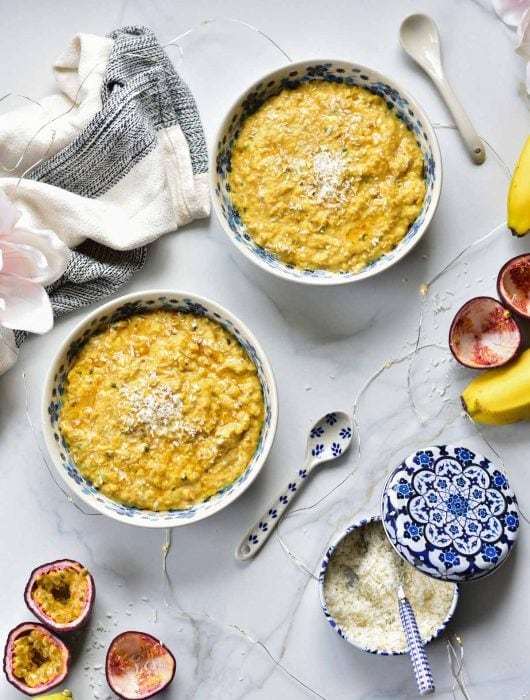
[24,559,95,632]
[3,622,70,697]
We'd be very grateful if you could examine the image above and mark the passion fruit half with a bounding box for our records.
[106,631,176,699]
[449,296,521,369]
[24,559,95,632]
[3,622,70,696]
[497,254,530,319]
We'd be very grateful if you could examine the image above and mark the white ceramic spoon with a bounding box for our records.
[400,13,485,165]
[235,411,353,561]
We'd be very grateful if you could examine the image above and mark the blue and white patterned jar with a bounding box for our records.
[381,445,520,581]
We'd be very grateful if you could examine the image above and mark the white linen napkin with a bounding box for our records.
[0,25,210,374]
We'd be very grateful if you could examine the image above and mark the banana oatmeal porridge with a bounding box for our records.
[229,81,426,273]
[59,310,264,511]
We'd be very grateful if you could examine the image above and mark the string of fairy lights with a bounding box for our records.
[11,16,525,700]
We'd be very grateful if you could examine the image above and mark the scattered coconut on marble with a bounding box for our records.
[323,520,455,652]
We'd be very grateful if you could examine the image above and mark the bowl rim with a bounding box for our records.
[210,57,443,286]
[318,515,459,655]
[41,289,279,528]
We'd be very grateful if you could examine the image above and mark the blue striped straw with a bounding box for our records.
[398,585,435,696]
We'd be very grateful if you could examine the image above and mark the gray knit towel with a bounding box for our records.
[0,25,209,367]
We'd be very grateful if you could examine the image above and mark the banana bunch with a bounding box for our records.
[508,136,530,236]
[461,349,530,424]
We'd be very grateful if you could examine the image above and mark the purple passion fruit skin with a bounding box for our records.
[3,622,70,696]
[106,631,176,700]
[497,254,530,320]
[449,296,522,369]
[24,559,95,632]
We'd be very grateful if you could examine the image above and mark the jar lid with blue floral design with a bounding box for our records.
[381,445,519,582]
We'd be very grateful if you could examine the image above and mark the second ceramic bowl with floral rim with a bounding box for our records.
[41,290,278,528]
[211,59,442,285]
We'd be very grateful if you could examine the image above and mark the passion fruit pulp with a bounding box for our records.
[449,296,521,369]
[24,559,95,632]
[3,622,70,696]
[106,631,176,699]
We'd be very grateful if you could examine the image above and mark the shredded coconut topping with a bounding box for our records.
[311,149,347,204]
[118,372,198,440]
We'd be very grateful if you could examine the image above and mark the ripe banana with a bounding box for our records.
[461,348,530,424]
[508,135,530,236]
[39,692,73,699]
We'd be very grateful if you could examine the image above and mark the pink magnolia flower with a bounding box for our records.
[0,191,70,334]
[493,0,530,92]
[516,7,530,88]
[493,0,529,26]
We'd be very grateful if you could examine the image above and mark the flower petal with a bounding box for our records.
[0,241,49,280]
[0,326,18,374]
[0,191,20,234]
[516,7,530,56]
[0,225,70,285]
[493,0,530,27]
[0,273,53,333]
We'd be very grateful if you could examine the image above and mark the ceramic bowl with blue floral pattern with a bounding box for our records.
[211,59,442,285]
[319,516,459,655]
[41,290,278,528]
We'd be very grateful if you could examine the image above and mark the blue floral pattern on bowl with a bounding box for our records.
[42,291,278,528]
[381,445,519,581]
[211,60,441,285]
[318,516,459,655]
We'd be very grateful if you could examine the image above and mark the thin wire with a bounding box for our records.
[447,633,472,700]
[462,412,530,526]
[7,21,519,700]
[161,529,325,699]
[0,55,114,184]
[268,121,516,700]
[276,344,446,577]
[407,221,506,423]
[0,93,57,174]
[163,17,293,67]
[433,122,512,179]
[9,25,310,698]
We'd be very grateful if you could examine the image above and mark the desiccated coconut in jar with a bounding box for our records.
[323,520,456,652]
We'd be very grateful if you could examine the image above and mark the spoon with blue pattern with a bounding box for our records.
[235,411,353,561]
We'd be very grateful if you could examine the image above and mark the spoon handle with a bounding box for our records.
[235,462,313,561]
[397,586,435,696]
[433,76,485,165]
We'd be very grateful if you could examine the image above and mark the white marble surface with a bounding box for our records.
[1,1,529,698]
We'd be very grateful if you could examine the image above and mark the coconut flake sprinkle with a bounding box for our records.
[312,149,346,204]
[119,372,198,440]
